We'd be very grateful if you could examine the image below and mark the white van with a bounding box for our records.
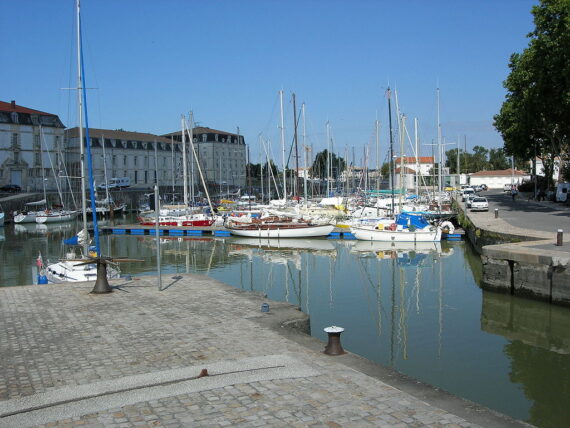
[98,177,130,190]
[461,188,475,202]
[556,183,570,202]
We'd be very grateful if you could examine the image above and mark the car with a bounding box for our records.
[0,184,21,193]
[465,193,478,208]
[461,188,475,201]
[504,184,513,192]
[480,184,488,191]
[470,197,489,211]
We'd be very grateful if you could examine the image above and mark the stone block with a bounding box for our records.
[552,267,570,306]
[481,256,511,292]
[513,262,551,301]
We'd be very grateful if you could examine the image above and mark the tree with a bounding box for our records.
[471,146,490,172]
[488,148,510,170]
[380,162,390,178]
[494,0,569,188]
[310,150,346,179]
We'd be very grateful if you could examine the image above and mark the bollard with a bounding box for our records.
[494,208,499,219]
[323,326,345,356]
[557,229,563,246]
[261,303,270,312]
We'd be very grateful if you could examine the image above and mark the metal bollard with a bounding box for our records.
[494,208,499,219]
[557,229,563,246]
[323,326,345,356]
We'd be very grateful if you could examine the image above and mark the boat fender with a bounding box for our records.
[376,223,384,230]
[440,221,455,234]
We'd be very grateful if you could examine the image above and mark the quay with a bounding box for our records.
[457,190,570,305]
[0,274,525,427]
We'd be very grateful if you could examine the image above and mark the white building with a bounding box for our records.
[163,127,246,188]
[393,156,435,189]
[529,157,561,181]
[0,100,65,191]
[469,169,530,189]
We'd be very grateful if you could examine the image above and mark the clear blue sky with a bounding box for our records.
[1,0,537,166]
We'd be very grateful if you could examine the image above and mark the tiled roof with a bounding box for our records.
[162,127,241,138]
[0,100,58,116]
[470,169,528,177]
[394,156,434,164]
[65,127,172,144]
[395,167,417,174]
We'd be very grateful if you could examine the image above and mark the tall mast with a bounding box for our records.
[181,115,188,206]
[375,118,380,190]
[399,114,406,210]
[76,0,88,255]
[189,112,195,204]
[387,88,395,218]
[414,118,419,192]
[292,93,299,201]
[437,87,442,208]
[326,121,331,197]
[279,90,286,201]
[302,103,308,202]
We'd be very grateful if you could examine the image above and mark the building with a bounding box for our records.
[64,128,177,190]
[163,127,246,188]
[393,156,435,189]
[529,157,561,181]
[0,100,65,191]
[469,169,530,189]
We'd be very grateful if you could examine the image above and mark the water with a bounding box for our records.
[1,219,570,427]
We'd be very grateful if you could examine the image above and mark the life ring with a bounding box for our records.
[440,221,455,234]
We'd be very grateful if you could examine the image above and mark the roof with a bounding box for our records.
[470,169,528,177]
[65,127,172,144]
[394,156,434,164]
[162,127,241,138]
[395,167,418,174]
[0,100,58,116]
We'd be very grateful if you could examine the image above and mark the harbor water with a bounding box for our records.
[1,219,569,427]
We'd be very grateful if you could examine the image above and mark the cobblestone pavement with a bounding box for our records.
[0,276,524,427]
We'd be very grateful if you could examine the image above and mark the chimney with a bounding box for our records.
[11,100,16,110]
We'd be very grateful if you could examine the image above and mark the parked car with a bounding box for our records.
[480,184,488,191]
[0,184,21,193]
[461,188,475,201]
[503,184,513,192]
[470,197,489,211]
[465,193,478,208]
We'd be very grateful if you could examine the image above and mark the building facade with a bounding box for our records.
[163,127,246,188]
[469,169,530,189]
[0,100,65,191]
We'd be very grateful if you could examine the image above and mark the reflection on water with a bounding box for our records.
[1,221,570,427]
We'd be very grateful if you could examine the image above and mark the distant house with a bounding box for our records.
[393,156,435,189]
[528,157,560,181]
[469,169,530,189]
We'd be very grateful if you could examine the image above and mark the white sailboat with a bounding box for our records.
[40,0,119,284]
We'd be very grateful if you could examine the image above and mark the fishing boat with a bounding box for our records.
[350,212,442,242]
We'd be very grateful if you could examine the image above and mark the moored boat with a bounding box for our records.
[350,212,442,242]
[227,222,335,238]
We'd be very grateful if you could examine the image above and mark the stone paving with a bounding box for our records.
[0,275,527,427]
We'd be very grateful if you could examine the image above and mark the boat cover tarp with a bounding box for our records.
[395,212,430,229]
[63,229,89,245]
[26,199,47,206]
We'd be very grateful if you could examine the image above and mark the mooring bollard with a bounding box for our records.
[323,326,345,356]
[494,208,499,219]
[557,229,563,246]
[261,303,270,312]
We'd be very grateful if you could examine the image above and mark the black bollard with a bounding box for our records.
[494,208,499,219]
[557,229,563,246]
[91,260,112,294]
[324,326,345,356]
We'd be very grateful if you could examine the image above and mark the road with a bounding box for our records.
[471,189,570,234]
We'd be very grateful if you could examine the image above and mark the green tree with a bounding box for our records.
[380,162,390,178]
[494,0,569,188]
[471,146,490,172]
[488,148,510,170]
[310,150,346,179]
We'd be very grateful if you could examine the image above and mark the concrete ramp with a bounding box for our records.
[0,354,319,428]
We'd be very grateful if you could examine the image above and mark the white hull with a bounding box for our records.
[351,225,442,242]
[45,260,120,284]
[14,212,41,223]
[228,224,335,238]
[0,213,4,227]
[351,240,443,254]
[36,211,78,224]
[230,237,336,251]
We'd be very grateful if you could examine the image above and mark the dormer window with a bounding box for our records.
[10,112,18,123]
[31,115,39,125]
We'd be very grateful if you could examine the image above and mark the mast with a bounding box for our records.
[101,133,111,207]
[387,87,395,218]
[78,0,100,255]
[399,114,406,210]
[414,118,419,192]
[437,87,442,208]
[181,115,188,207]
[189,112,195,204]
[279,90,286,202]
[302,103,308,202]
[375,118,380,190]
[326,121,331,197]
[76,0,89,255]
[292,93,299,201]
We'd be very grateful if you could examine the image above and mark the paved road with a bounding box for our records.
[472,190,570,234]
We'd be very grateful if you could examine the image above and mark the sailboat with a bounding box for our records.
[41,0,120,284]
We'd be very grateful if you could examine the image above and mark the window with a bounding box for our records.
[13,152,19,163]
[123,155,127,166]
[113,155,116,165]
[34,134,40,147]
[10,112,18,123]
[35,153,41,165]
[134,156,138,166]
[11,133,19,147]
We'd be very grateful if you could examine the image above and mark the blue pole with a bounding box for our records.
[78,10,100,257]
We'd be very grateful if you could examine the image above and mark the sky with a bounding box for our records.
[1,0,538,167]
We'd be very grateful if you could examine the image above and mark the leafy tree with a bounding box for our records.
[380,162,390,178]
[494,0,569,188]
[488,148,510,170]
[310,150,346,179]
[471,146,490,172]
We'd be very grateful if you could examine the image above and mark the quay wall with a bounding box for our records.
[455,199,570,306]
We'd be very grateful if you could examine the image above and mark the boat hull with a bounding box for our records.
[14,213,41,223]
[36,211,78,224]
[45,260,120,284]
[351,226,442,242]
[228,224,335,238]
